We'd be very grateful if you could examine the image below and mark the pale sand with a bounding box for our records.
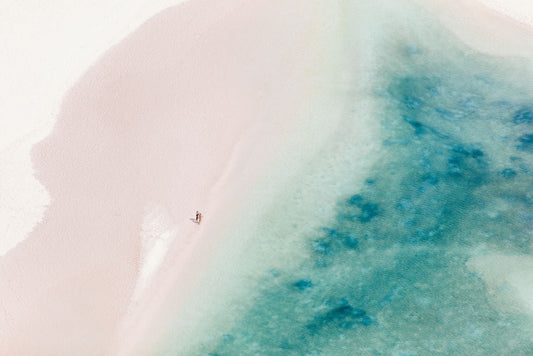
[467,254,533,315]
[0,0,338,354]
[415,0,533,58]
[0,0,187,257]
[476,0,533,28]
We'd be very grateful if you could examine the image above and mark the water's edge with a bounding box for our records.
[160,0,533,354]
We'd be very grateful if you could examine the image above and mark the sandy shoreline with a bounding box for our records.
[2,0,533,354]
[1,0,333,353]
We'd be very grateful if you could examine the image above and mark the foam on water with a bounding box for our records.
[159,1,533,354]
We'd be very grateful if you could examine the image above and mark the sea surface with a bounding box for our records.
[160,1,533,354]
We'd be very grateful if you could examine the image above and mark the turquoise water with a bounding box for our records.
[161,2,533,355]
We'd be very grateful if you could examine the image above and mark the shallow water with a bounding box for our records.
[160,1,533,355]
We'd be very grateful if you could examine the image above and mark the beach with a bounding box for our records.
[1,0,533,354]
[2,0,367,353]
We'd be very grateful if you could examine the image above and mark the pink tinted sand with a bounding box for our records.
[0,0,323,354]
[416,0,533,57]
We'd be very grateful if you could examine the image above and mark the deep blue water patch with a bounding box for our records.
[198,20,533,356]
[513,106,533,124]
[517,134,533,153]
[501,168,517,179]
[293,279,313,291]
